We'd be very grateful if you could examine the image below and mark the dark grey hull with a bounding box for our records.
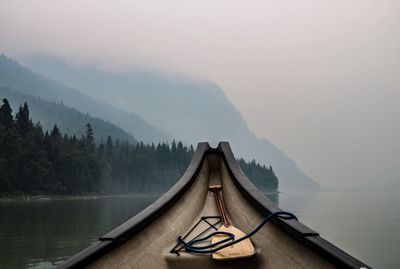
[58,142,371,269]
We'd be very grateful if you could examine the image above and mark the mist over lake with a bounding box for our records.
[1,1,399,268]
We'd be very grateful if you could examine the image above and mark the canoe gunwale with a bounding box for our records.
[218,142,370,269]
[58,142,211,269]
[99,142,211,241]
[58,141,371,269]
[218,142,319,238]
[57,241,114,269]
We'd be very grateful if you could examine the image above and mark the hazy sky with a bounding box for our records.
[1,0,399,189]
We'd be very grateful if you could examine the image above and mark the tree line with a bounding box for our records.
[0,99,278,195]
[0,86,136,144]
[238,159,278,191]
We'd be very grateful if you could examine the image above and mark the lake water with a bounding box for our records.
[278,190,400,269]
[0,196,159,269]
[0,191,399,269]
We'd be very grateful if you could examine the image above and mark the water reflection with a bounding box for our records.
[1,191,399,269]
[0,196,158,269]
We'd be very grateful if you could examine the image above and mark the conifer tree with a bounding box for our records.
[50,124,62,141]
[15,102,32,137]
[86,123,94,143]
[106,136,113,160]
[0,98,13,129]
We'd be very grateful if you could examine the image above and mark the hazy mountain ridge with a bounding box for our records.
[24,55,319,190]
[0,86,136,143]
[0,54,171,143]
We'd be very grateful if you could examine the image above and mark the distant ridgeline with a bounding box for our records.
[0,86,136,144]
[0,99,278,195]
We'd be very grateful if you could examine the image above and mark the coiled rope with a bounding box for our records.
[177,211,297,254]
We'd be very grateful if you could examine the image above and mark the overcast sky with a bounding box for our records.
[1,0,399,189]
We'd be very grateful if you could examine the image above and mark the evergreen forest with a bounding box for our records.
[0,86,136,143]
[0,99,278,195]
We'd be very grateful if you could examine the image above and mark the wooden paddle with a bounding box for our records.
[209,185,255,260]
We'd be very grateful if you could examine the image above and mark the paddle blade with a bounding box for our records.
[211,225,255,260]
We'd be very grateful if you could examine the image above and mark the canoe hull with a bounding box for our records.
[58,142,371,269]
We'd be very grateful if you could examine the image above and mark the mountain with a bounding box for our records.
[0,86,136,143]
[0,54,170,143]
[23,55,319,191]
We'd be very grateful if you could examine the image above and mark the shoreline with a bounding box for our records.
[0,190,284,202]
[0,193,162,202]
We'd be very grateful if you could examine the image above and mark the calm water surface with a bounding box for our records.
[0,191,399,268]
[277,190,400,269]
[0,196,158,269]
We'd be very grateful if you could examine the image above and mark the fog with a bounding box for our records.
[1,0,399,189]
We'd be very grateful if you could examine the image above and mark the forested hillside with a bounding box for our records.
[0,99,193,194]
[0,54,170,143]
[0,99,278,195]
[24,54,318,191]
[0,86,136,143]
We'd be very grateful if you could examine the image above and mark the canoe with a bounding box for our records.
[58,142,371,269]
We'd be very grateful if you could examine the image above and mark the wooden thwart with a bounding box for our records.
[209,185,255,260]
